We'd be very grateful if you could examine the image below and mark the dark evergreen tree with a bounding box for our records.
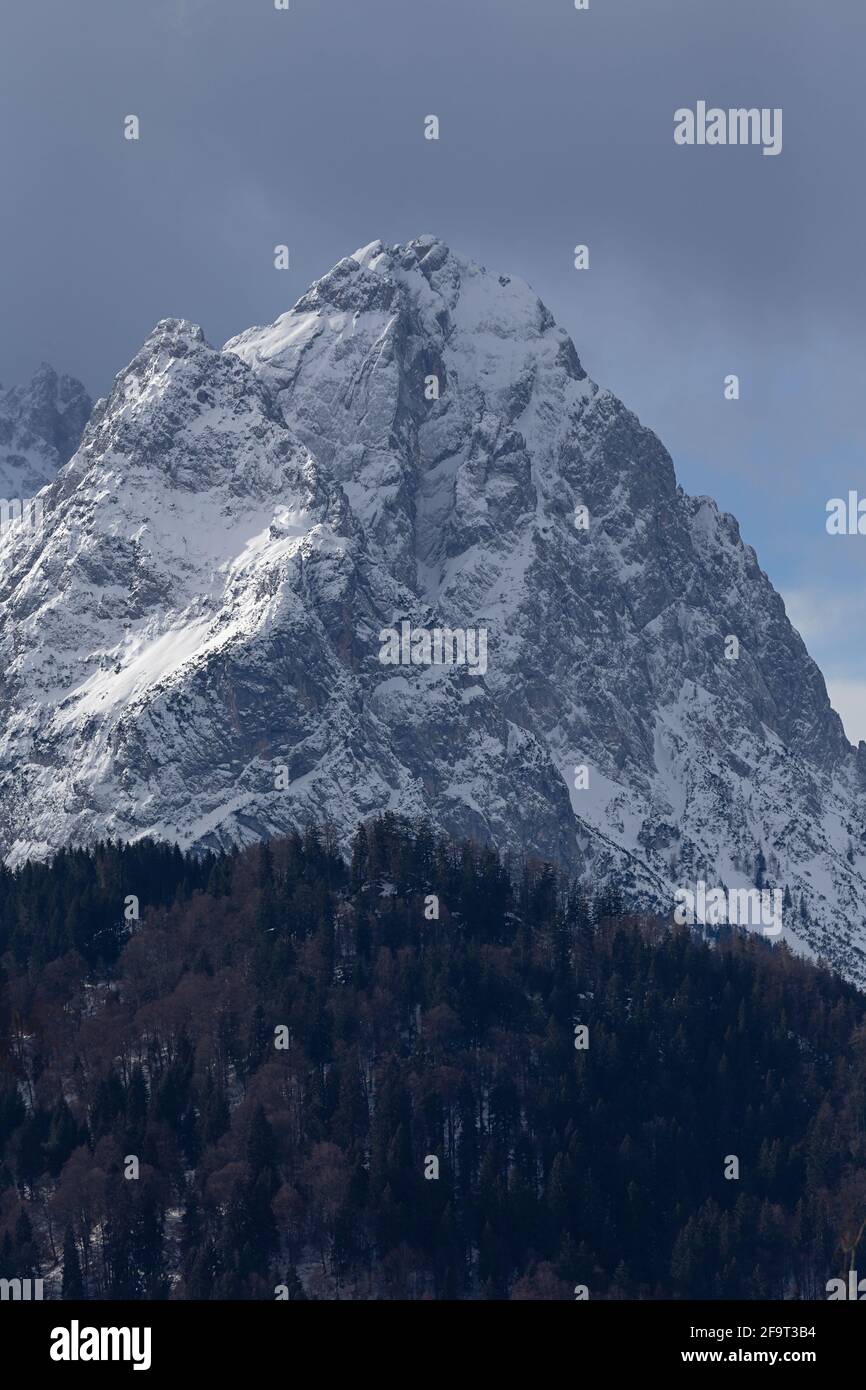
[61,1227,84,1299]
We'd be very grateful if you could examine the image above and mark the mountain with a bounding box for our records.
[0,362,91,496]
[0,238,864,983]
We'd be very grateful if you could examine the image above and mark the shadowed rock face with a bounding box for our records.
[0,363,91,496]
[0,240,864,983]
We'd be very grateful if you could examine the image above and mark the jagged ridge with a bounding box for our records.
[0,238,864,983]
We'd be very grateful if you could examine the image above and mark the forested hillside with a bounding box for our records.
[1,816,864,1300]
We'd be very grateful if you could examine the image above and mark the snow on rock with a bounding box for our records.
[0,362,91,496]
[0,241,864,985]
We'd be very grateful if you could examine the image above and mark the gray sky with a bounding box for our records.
[2,0,865,735]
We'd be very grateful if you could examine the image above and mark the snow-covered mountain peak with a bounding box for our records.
[225,237,594,595]
[229,234,583,385]
[1,241,866,984]
[0,361,91,496]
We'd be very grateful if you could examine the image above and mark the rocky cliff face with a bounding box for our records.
[1,239,864,982]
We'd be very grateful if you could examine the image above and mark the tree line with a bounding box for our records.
[1,814,865,1299]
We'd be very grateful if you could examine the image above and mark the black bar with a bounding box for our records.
[4,1298,860,1376]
